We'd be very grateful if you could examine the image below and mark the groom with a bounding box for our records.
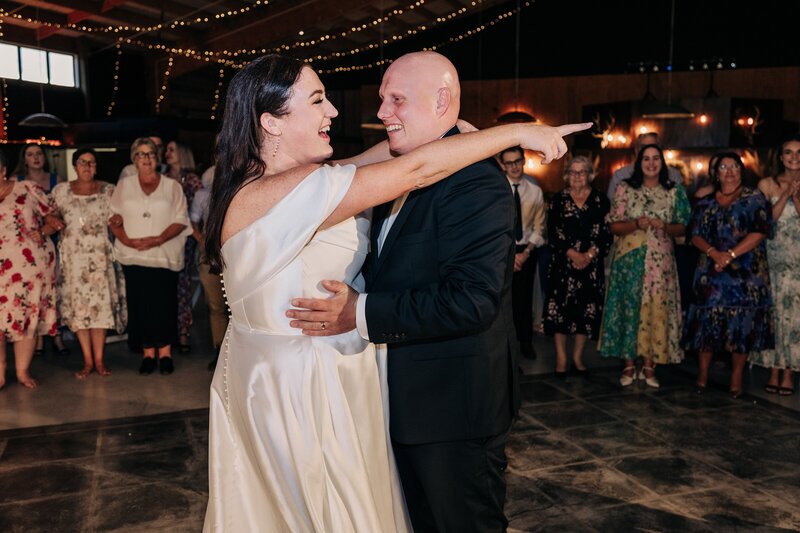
[289,51,520,532]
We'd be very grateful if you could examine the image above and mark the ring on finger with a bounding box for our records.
[321,321,326,330]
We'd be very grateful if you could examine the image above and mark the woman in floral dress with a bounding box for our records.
[752,136,800,395]
[0,149,58,389]
[599,144,691,388]
[683,152,774,397]
[50,148,127,379]
[164,140,202,352]
[543,156,612,376]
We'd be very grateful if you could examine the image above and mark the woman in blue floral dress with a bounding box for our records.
[682,152,774,397]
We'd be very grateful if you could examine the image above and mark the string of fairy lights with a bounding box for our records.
[106,42,122,117]
[210,68,225,121]
[1,0,269,35]
[317,2,532,74]
[115,0,505,70]
[0,1,532,121]
[155,55,174,115]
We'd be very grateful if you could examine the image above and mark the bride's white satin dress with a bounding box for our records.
[203,165,411,532]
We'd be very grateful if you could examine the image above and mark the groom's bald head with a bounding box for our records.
[377,52,461,154]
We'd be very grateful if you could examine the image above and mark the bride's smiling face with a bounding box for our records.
[277,67,339,164]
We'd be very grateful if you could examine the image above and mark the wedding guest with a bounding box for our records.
[0,149,58,389]
[599,144,690,388]
[109,138,191,375]
[543,156,611,377]
[165,140,203,353]
[189,164,227,371]
[752,136,800,395]
[498,146,546,359]
[607,132,682,200]
[49,148,127,379]
[13,142,68,356]
[119,134,166,179]
[683,152,774,398]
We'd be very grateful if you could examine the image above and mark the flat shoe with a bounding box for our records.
[779,387,794,396]
[764,384,779,394]
[159,356,174,375]
[139,357,157,375]
[730,389,743,399]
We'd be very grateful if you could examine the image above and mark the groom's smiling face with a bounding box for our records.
[377,54,459,155]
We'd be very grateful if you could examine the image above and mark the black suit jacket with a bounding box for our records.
[362,127,521,445]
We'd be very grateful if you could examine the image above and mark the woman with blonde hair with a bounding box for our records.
[109,137,191,375]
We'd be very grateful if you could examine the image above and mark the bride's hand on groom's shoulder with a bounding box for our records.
[287,280,359,336]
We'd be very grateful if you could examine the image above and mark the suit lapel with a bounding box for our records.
[370,202,391,271]
[373,125,460,275]
[375,191,420,274]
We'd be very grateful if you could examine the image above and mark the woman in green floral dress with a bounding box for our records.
[599,145,691,388]
[753,135,800,395]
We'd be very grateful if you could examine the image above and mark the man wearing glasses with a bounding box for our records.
[499,146,545,359]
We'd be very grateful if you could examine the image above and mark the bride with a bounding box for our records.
[202,54,587,532]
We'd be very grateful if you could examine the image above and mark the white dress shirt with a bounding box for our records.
[355,193,409,340]
[508,174,546,248]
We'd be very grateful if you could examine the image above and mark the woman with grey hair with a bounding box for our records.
[543,156,612,377]
[109,137,191,375]
[164,140,203,353]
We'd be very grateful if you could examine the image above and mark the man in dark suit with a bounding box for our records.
[289,52,520,532]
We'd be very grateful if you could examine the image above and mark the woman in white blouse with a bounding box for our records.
[109,137,191,375]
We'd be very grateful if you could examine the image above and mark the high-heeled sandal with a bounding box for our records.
[619,366,636,387]
[637,366,660,389]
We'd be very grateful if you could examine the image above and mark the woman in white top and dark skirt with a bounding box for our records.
[109,137,191,375]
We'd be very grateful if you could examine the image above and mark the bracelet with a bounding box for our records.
[705,246,714,256]
[728,249,737,259]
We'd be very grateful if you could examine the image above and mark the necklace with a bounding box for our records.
[719,183,742,197]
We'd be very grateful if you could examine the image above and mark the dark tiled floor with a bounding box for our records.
[3,367,800,532]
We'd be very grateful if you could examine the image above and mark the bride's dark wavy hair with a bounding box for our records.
[205,54,305,272]
[624,143,674,190]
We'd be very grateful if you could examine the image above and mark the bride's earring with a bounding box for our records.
[272,138,280,158]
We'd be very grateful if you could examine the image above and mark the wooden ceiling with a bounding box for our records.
[0,0,519,80]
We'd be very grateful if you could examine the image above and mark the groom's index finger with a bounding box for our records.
[556,122,594,136]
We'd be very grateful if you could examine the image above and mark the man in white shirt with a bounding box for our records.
[606,131,683,200]
[499,146,546,359]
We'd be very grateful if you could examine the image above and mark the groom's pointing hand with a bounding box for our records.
[287,280,358,336]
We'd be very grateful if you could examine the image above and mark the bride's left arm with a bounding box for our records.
[331,119,479,168]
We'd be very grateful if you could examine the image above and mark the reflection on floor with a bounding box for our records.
[1,330,800,532]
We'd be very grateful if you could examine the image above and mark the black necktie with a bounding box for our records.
[513,184,523,242]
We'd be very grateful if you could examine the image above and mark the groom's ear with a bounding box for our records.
[259,112,282,137]
[435,87,451,117]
